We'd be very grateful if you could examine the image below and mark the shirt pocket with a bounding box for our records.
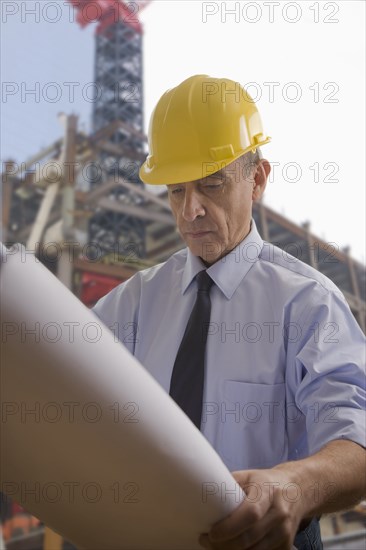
[220,380,287,471]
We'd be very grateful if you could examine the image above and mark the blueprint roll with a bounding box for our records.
[0,243,245,550]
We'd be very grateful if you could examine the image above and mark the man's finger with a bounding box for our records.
[208,500,264,542]
[208,505,285,549]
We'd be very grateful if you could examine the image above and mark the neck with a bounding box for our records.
[200,220,252,267]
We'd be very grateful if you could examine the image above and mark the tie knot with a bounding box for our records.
[196,270,214,292]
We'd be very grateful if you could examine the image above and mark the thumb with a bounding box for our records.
[231,470,262,500]
[231,469,256,485]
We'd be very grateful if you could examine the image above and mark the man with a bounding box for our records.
[92,75,366,550]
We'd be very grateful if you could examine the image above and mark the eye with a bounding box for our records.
[202,183,223,190]
[171,187,183,195]
[200,174,225,188]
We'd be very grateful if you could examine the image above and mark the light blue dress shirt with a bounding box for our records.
[92,218,366,471]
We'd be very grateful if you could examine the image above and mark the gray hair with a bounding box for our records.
[238,147,263,179]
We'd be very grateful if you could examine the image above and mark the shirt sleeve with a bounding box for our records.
[91,273,141,356]
[287,284,366,455]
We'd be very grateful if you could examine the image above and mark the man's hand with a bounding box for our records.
[199,440,366,550]
[199,468,305,550]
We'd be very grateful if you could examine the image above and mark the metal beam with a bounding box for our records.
[79,176,171,213]
[78,180,118,204]
[91,119,146,144]
[26,183,59,252]
[115,178,171,211]
[61,115,78,238]
[1,172,13,241]
[4,140,63,178]
[96,140,146,162]
[98,197,175,225]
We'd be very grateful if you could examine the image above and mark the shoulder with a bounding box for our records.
[258,240,344,299]
[255,241,353,325]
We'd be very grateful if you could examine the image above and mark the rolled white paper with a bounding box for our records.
[0,243,245,550]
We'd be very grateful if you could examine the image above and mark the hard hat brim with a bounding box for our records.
[139,138,271,185]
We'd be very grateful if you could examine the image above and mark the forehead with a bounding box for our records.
[168,167,231,188]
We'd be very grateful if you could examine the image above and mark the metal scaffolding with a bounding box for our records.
[90,10,147,255]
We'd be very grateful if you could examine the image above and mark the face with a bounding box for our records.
[167,157,271,265]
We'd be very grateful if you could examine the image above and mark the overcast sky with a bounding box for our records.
[1,0,365,263]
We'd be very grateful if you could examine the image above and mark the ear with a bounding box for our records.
[252,159,271,201]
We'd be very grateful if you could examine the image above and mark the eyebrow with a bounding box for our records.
[202,169,226,179]
[168,169,229,189]
[193,170,230,185]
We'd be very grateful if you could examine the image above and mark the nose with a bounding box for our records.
[182,188,205,222]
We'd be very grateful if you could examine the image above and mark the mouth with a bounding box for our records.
[185,231,212,239]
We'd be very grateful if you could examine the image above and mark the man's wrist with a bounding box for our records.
[272,459,320,519]
[272,440,366,518]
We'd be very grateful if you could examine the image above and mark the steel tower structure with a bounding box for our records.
[69,0,150,257]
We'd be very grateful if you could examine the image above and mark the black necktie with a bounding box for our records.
[169,270,214,429]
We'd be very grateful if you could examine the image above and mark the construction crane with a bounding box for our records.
[68,0,152,257]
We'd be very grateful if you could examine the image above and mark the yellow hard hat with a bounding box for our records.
[139,74,271,185]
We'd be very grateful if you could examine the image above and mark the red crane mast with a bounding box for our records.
[68,0,150,34]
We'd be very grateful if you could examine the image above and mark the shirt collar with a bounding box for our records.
[181,218,264,300]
